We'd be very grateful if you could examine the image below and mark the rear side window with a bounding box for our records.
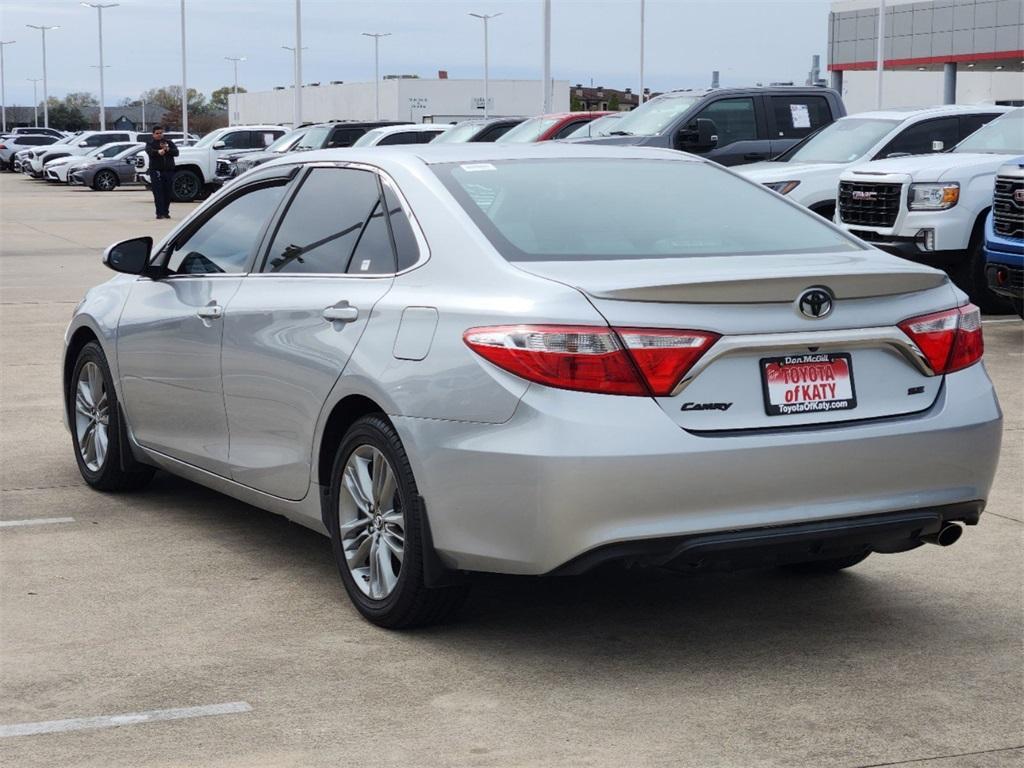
[554,120,590,139]
[327,128,365,148]
[878,117,959,158]
[959,113,1001,141]
[347,201,394,274]
[20,136,54,146]
[252,131,281,148]
[769,96,832,139]
[264,167,383,274]
[435,158,862,261]
[378,131,426,146]
[382,182,420,271]
[476,123,517,142]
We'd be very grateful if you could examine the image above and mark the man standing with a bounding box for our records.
[146,126,179,220]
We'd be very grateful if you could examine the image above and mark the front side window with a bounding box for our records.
[264,168,383,274]
[168,184,287,275]
[219,131,250,149]
[84,135,109,147]
[434,158,862,262]
[879,117,959,158]
[476,123,518,142]
[327,128,365,148]
[691,98,757,147]
[770,96,832,139]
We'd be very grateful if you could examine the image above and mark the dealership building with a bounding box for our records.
[828,0,1023,113]
[230,76,570,126]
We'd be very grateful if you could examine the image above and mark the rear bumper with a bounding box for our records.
[394,364,1002,575]
[552,502,983,574]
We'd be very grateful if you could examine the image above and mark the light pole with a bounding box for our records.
[638,0,645,106]
[82,3,118,131]
[0,41,14,133]
[361,33,390,121]
[541,0,551,113]
[294,0,302,128]
[141,97,146,131]
[180,0,188,136]
[25,24,58,128]
[90,64,111,128]
[27,78,41,127]
[875,0,886,109]
[469,12,501,119]
[282,45,308,127]
[225,56,246,125]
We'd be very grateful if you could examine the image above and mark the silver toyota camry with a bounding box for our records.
[63,144,1003,627]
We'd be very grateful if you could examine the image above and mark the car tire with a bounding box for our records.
[781,551,870,574]
[171,170,201,202]
[92,170,118,192]
[955,226,1015,315]
[68,341,155,492]
[327,414,468,629]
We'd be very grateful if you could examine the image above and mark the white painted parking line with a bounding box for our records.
[982,318,1022,325]
[0,517,76,528]
[0,701,253,738]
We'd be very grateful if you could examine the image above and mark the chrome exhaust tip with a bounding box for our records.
[922,522,963,547]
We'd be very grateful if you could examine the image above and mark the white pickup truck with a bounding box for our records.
[136,124,285,202]
[836,108,1024,311]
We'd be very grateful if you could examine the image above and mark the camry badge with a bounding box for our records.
[797,287,834,320]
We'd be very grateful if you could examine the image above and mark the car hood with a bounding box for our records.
[571,135,657,147]
[846,152,1013,181]
[176,148,209,162]
[738,161,848,182]
[235,150,278,164]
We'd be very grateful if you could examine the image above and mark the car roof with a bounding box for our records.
[364,123,447,136]
[261,142,700,173]
[850,104,1015,121]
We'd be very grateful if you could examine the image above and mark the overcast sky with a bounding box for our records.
[1,0,833,106]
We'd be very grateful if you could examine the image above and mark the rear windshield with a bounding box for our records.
[434,158,863,261]
[782,117,899,163]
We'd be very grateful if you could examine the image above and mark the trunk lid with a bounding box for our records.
[514,251,957,432]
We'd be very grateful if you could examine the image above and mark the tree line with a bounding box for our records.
[38,84,246,133]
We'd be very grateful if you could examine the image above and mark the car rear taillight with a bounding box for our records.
[898,304,983,374]
[463,325,718,396]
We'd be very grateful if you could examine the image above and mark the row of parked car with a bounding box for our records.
[2,85,1021,314]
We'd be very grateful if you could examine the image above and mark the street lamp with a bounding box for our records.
[0,40,14,133]
[82,3,118,131]
[293,0,302,128]
[25,24,58,128]
[180,0,188,137]
[638,0,645,106]
[282,45,308,127]
[90,64,111,128]
[541,1,551,113]
[468,12,501,119]
[225,56,246,125]
[27,78,42,127]
[361,32,390,121]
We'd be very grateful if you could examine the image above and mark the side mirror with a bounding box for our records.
[678,118,719,151]
[931,140,945,152]
[103,236,153,275]
[213,140,226,149]
[78,141,88,147]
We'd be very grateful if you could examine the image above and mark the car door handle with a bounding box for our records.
[322,303,359,323]
[196,303,223,320]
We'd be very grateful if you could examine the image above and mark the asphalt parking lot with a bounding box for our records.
[0,172,1021,768]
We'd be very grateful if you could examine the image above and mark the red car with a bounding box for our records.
[496,111,613,143]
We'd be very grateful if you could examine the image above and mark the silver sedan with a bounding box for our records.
[63,144,1003,627]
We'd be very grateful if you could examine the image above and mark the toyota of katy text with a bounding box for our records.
[63,145,1002,628]
[836,108,1024,311]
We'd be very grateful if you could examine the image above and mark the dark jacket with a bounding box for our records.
[146,137,179,172]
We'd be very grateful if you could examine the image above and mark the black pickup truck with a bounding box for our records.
[575,86,846,166]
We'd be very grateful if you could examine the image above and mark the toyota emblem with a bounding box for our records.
[797,287,834,319]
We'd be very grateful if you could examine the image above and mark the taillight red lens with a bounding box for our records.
[616,328,720,396]
[899,304,983,374]
[463,325,718,396]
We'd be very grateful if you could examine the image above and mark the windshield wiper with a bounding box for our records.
[607,130,634,136]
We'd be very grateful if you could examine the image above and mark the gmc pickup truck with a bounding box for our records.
[836,108,1023,311]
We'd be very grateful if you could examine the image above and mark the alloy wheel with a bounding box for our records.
[173,172,199,201]
[338,445,405,600]
[74,361,110,472]
[95,171,116,191]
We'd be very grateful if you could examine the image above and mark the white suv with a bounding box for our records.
[138,125,284,201]
[836,108,1024,310]
[27,130,140,177]
[739,105,1010,220]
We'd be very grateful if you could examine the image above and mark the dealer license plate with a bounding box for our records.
[760,353,856,416]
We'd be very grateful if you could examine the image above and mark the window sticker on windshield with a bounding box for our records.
[460,163,496,172]
[790,104,811,129]
[360,259,371,272]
